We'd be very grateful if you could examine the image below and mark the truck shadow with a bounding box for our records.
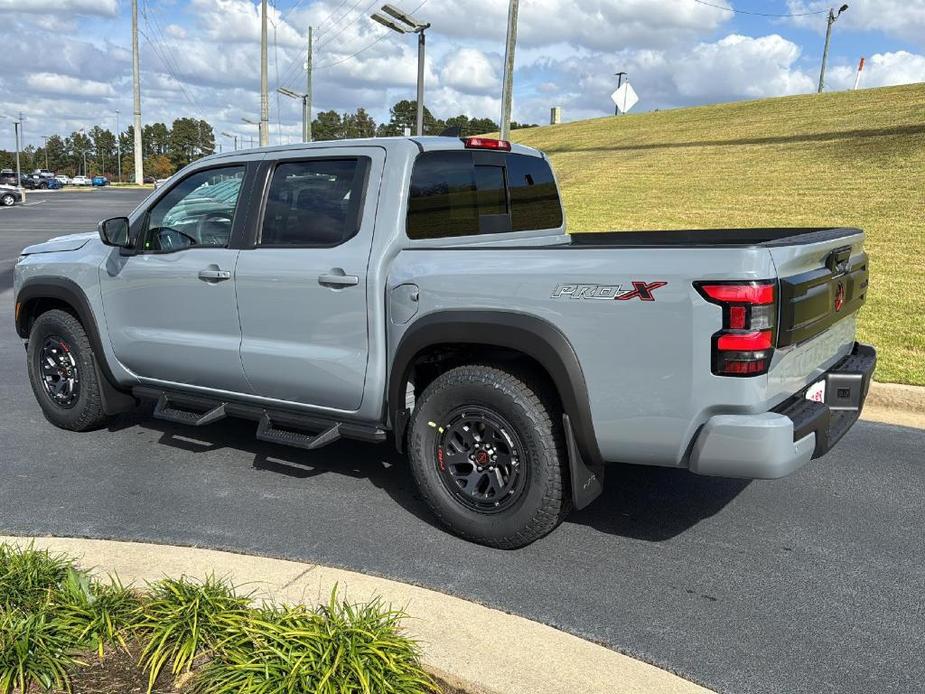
[568,463,750,542]
[109,407,750,544]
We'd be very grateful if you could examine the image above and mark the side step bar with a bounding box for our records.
[256,413,342,451]
[154,394,228,427]
[134,386,386,452]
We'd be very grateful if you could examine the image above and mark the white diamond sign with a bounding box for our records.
[611,82,639,114]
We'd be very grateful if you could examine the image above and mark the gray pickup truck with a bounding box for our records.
[13,136,876,548]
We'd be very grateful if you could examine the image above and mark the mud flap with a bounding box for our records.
[93,356,136,415]
[563,413,604,510]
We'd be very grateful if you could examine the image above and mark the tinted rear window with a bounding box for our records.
[407,151,562,239]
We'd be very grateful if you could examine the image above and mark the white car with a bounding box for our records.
[55,175,70,185]
[71,176,91,186]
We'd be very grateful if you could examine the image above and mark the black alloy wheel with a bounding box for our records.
[36,336,81,408]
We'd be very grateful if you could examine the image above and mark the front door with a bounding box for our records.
[234,150,383,411]
[99,164,252,393]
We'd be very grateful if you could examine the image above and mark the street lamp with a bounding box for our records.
[221,131,239,151]
[241,118,259,148]
[115,109,122,183]
[371,4,430,136]
[277,87,312,143]
[818,4,849,93]
[2,114,24,195]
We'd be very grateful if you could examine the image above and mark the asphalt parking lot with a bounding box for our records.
[1,189,924,694]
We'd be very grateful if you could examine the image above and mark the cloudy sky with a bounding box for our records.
[1,0,924,151]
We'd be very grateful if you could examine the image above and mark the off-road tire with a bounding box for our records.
[27,309,109,431]
[407,364,571,549]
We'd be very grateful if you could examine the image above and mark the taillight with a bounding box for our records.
[695,280,777,377]
[462,136,512,151]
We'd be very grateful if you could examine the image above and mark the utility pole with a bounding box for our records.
[115,109,122,183]
[614,72,627,115]
[221,132,238,151]
[132,0,144,183]
[372,5,430,136]
[818,4,849,93]
[42,135,49,170]
[259,0,269,146]
[499,0,520,140]
[306,26,313,142]
[14,116,22,196]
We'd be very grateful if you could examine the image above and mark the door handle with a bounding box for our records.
[318,269,359,288]
[198,268,231,282]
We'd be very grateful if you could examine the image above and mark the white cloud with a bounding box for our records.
[0,0,117,16]
[26,73,117,98]
[787,1,925,47]
[440,48,501,95]
[828,51,925,90]
[673,34,815,100]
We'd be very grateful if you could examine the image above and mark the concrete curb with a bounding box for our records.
[0,536,711,694]
[862,382,925,429]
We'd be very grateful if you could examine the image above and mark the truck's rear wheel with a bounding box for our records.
[27,309,109,431]
[407,365,570,549]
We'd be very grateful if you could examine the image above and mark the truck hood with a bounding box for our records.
[21,232,96,256]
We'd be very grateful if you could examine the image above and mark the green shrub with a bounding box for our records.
[0,610,78,694]
[53,569,141,657]
[135,574,251,691]
[192,589,434,694]
[0,543,73,614]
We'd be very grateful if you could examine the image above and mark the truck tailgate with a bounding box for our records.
[767,228,868,398]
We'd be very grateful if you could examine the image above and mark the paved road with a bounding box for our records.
[2,190,923,694]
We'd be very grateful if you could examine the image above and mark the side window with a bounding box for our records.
[407,151,562,239]
[141,166,245,253]
[507,154,563,231]
[259,158,367,247]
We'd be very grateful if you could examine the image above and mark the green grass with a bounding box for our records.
[0,545,437,694]
[507,83,925,385]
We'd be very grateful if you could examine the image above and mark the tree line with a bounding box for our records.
[0,101,536,180]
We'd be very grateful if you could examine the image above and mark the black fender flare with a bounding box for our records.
[389,310,604,509]
[15,277,135,414]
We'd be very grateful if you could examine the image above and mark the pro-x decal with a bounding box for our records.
[552,281,668,302]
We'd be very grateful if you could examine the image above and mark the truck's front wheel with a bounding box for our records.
[27,309,109,432]
[407,365,570,549]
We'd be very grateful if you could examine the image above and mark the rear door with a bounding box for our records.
[234,147,384,412]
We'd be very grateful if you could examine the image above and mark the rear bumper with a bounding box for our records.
[689,342,876,479]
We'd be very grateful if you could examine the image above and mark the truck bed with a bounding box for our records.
[568,227,862,248]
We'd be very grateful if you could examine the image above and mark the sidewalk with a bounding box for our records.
[0,536,711,694]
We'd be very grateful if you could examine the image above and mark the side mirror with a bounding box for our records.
[98,217,131,248]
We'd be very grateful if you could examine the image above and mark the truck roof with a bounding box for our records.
[203,136,544,164]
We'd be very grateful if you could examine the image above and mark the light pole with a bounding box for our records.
[818,4,849,93]
[259,0,269,146]
[3,114,23,195]
[115,109,122,183]
[241,118,260,148]
[371,5,430,136]
[499,0,519,140]
[614,72,628,116]
[277,87,312,143]
[221,132,238,151]
[42,135,49,170]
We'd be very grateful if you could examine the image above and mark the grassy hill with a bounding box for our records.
[508,83,925,386]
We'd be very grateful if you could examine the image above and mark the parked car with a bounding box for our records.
[143,175,156,184]
[33,169,55,179]
[45,177,63,190]
[19,175,46,190]
[0,184,22,206]
[12,136,876,548]
[71,175,91,186]
[92,175,109,186]
[0,171,18,187]
[55,175,70,185]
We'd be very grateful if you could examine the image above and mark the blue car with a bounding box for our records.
[91,175,109,186]
[46,178,63,190]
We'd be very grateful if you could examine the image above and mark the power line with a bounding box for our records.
[691,0,827,17]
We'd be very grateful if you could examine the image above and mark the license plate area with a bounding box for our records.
[804,373,864,411]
